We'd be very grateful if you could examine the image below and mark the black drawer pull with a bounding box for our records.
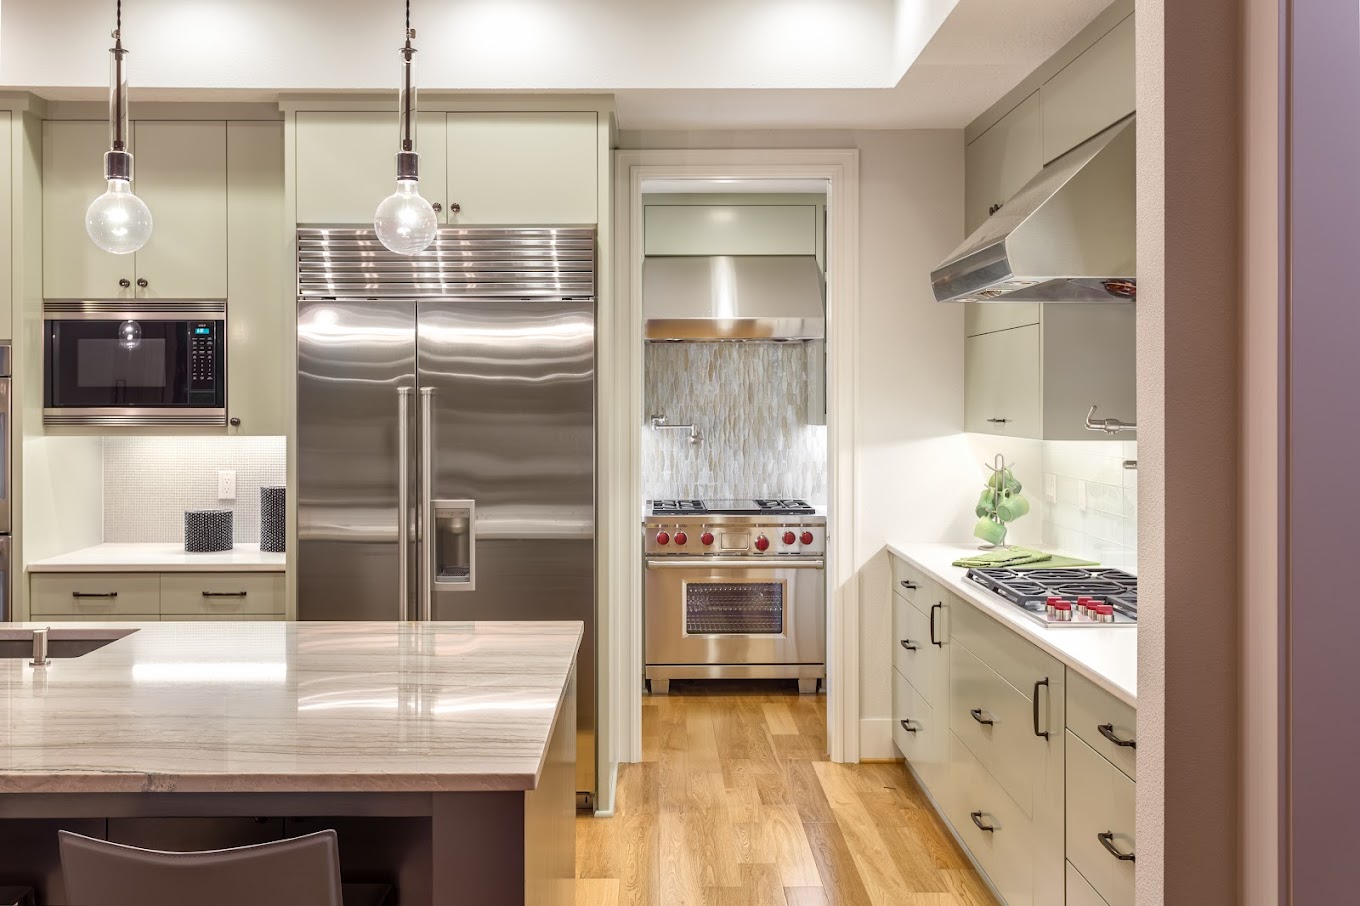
[970,811,996,832]
[1033,678,1050,739]
[969,708,994,726]
[899,580,918,590]
[1098,831,1135,862]
[930,602,943,646]
[72,592,118,599]
[1098,723,1136,748]
[202,591,248,598]
[899,719,919,734]
[900,639,919,651]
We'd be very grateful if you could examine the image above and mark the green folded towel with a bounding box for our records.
[953,547,1053,569]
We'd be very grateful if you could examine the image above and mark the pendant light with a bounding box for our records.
[374,0,438,256]
[86,0,153,255]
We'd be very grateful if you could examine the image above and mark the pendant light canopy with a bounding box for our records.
[86,0,152,255]
[374,0,438,256]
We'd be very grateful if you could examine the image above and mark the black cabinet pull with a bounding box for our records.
[899,719,919,734]
[72,592,118,599]
[1098,723,1137,748]
[1033,678,1050,739]
[1098,831,1135,862]
[986,417,1010,424]
[202,591,248,598]
[970,811,996,832]
[930,603,943,646]
[969,708,994,726]
[900,580,918,590]
[900,639,918,652]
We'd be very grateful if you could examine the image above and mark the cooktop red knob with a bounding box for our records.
[755,535,770,552]
[674,531,688,546]
[700,531,715,546]
[801,531,815,545]
[656,531,671,545]
[782,531,797,545]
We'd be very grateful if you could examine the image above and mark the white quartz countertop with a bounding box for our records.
[885,541,1137,706]
[27,543,286,573]
[0,620,583,794]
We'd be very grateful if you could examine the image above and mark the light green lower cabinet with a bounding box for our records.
[28,571,285,620]
[1066,861,1110,906]
[1066,731,1135,906]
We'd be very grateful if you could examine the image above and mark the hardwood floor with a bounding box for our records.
[575,680,998,906]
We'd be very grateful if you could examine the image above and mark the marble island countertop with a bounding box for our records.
[0,620,582,794]
[885,541,1137,706]
[27,543,287,573]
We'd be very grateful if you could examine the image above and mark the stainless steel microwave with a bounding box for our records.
[43,301,226,427]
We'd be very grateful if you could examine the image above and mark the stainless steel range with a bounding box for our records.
[644,499,826,694]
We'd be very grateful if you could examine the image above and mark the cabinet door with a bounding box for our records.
[964,92,1042,234]
[30,573,161,617]
[0,112,11,338]
[160,572,285,615]
[1066,731,1136,906]
[1067,862,1111,906]
[1040,15,1135,163]
[446,112,597,224]
[133,122,227,299]
[226,122,286,435]
[295,111,445,225]
[643,205,817,255]
[965,325,1041,436]
[1040,304,1136,440]
[43,121,134,300]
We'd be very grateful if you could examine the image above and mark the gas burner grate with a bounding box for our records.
[651,499,707,515]
[966,566,1139,626]
[752,498,815,514]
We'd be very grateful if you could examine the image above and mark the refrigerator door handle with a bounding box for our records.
[397,387,413,620]
[419,386,435,622]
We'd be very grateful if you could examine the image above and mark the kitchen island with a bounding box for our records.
[0,620,581,906]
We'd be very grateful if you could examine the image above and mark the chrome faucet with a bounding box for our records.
[30,627,50,667]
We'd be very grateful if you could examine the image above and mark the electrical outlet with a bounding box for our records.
[1044,474,1057,501]
[218,470,237,500]
[1076,481,1088,511]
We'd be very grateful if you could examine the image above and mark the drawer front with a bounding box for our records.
[160,573,286,615]
[1067,668,1137,780]
[890,555,929,604]
[949,641,1047,816]
[1066,731,1136,906]
[952,596,1062,694]
[941,731,1035,906]
[893,668,948,796]
[30,574,161,616]
[1067,861,1111,906]
[892,596,946,707]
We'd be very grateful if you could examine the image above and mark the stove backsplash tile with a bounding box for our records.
[644,343,827,502]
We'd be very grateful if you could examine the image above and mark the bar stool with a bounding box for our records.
[58,830,390,906]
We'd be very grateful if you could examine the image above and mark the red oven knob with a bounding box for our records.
[755,535,770,552]
[801,531,815,545]
[782,531,797,545]
[656,531,671,546]
[700,531,715,546]
[674,532,688,546]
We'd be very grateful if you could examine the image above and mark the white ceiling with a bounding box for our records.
[0,0,1115,130]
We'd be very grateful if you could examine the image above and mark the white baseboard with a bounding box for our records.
[859,717,897,760]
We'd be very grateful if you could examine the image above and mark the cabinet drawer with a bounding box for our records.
[892,596,945,707]
[30,574,161,616]
[1067,861,1110,906]
[893,668,948,796]
[951,598,1062,698]
[889,555,929,603]
[1067,669,1136,780]
[1066,731,1136,906]
[941,731,1035,906]
[160,573,285,615]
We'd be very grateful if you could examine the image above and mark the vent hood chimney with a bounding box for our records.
[643,255,825,341]
[931,116,1136,304]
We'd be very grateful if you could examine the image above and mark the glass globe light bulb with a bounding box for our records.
[117,319,142,351]
[374,179,438,256]
[86,178,153,255]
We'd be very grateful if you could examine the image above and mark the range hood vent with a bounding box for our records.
[931,116,1136,304]
[643,255,825,341]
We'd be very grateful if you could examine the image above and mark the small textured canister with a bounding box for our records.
[185,510,234,553]
[259,486,286,553]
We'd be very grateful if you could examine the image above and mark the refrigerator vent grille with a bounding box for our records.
[297,226,596,300]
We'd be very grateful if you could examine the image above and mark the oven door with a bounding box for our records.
[644,557,826,666]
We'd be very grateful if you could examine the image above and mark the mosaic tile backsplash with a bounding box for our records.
[103,436,287,544]
[644,343,828,501]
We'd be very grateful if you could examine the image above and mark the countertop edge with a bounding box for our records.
[27,543,287,573]
[0,770,542,795]
[884,541,1138,707]
[28,563,287,573]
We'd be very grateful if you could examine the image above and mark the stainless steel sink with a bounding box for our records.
[0,628,138,660]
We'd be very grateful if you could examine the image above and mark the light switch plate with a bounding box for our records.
[218,470,237,500]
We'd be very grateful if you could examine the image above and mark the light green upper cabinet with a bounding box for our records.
[643,205,817,256]
[294,111,445,225]
[1040,15,1135,164]
[0,112,12,338]
[43,120,227,300]
[225,122,286,436]
[446,112,597,225]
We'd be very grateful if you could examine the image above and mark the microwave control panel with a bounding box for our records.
[188,322,221,400]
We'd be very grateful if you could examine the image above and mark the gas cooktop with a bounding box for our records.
[966,566,1138,627]
[649,498,815,516]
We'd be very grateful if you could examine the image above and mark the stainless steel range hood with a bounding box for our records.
[931,116,1136,304]
[643,255,825,340]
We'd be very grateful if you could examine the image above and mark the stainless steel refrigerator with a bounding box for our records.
[295,227,597,804]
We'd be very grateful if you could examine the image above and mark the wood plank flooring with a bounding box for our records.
[575,680,998,906]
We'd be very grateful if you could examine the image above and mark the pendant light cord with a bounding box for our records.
[115,0,122,37]
[405,0,411,38]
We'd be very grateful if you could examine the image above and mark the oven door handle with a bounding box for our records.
[645,558,826,569]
